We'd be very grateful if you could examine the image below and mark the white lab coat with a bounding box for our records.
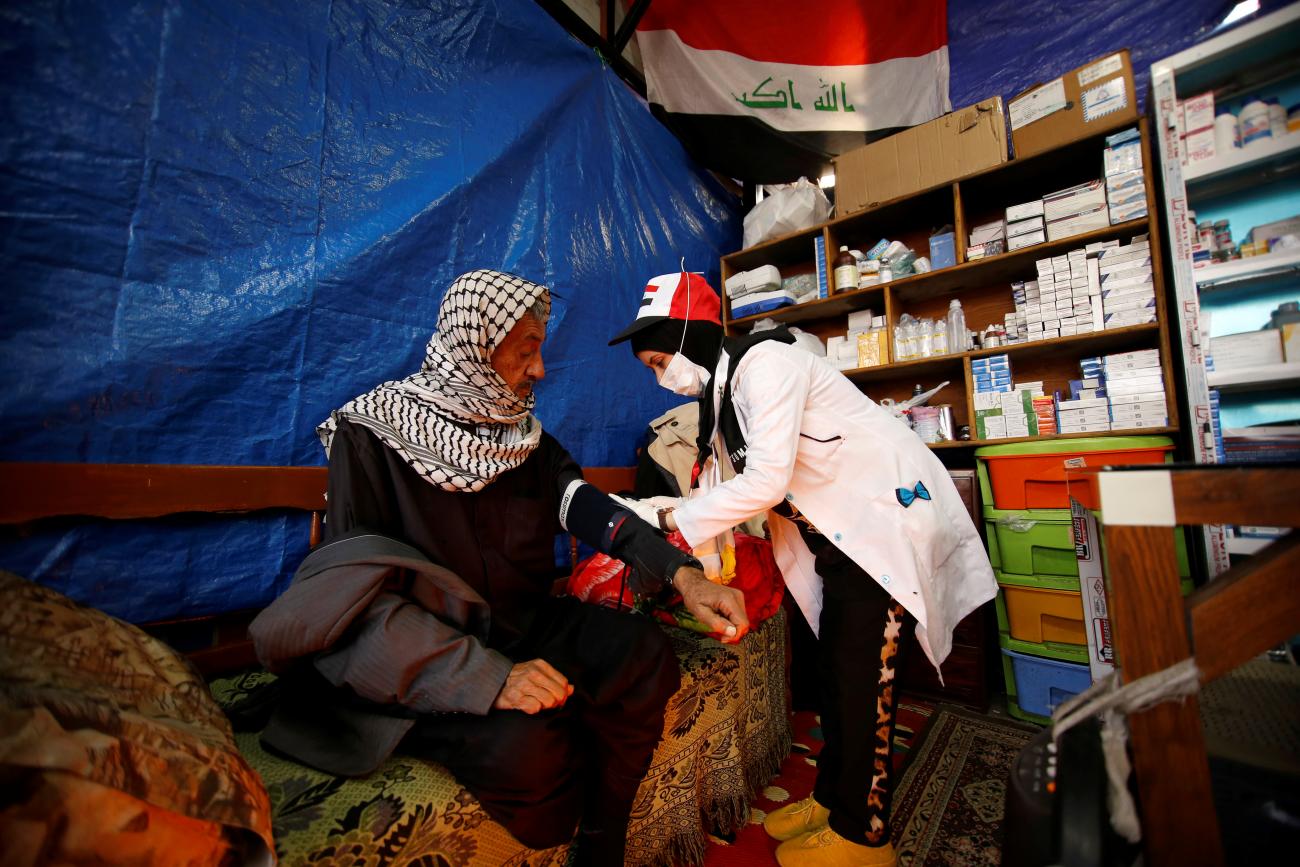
[673,341,997,673]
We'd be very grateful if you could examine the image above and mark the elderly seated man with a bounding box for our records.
[251,270,748,867]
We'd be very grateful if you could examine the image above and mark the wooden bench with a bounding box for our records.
[0,461,790,866]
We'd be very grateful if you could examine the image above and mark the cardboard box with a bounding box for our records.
[1250,215,1300,245]
[1182,92,1215,134]
[1284,323,1300,362]
[1008,51,1138,159]
[1210,330,1284,369]
[855,331,888,368]
[1183,127,1216,165]
[833,98,1008,214]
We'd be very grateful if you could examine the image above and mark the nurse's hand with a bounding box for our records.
[673,567,750,644]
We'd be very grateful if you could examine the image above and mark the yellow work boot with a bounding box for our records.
[762,795,831,841]
[775,826,897,867]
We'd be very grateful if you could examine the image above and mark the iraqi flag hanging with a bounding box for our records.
[636,0,951,183]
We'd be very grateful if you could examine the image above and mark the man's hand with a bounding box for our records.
[493,659,573,714]
[673,566,750,644]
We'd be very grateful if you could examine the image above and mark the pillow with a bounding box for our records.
[0,572,274,866]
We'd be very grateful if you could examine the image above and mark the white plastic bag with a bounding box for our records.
[742,178,831,248]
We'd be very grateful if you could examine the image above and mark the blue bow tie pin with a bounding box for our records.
[896,481,932,508]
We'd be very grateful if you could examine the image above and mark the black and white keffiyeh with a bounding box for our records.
[318,270,550,492]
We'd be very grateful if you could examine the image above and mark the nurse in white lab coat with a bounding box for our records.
[610,272,996,867]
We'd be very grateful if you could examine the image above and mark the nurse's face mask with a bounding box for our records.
[657,352,710,397]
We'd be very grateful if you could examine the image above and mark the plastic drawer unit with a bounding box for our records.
[1001,649,1092,719]
[976,435,1174,510]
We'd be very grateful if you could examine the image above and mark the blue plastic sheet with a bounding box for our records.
[949,0,1230,114]
[0,0,738,622]
[0,0,1253,623]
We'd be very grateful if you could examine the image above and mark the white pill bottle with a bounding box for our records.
[1240,96,1272,147]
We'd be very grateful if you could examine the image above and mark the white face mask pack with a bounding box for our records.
[657,351,711,396]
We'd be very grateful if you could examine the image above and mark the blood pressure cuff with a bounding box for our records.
[559,480,696,594]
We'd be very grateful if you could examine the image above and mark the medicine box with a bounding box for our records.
[970,220,1008,247]
[929,231,956,270]
[1109,391,1166,406]
[1043,181,1107,219]
[1210,331,1284,369]
[1181,92,1215,133]
[1106,377,1165,397]
[1103,138,1144,178]
[1058,420,1112,434]
[1008,215,1046,238]
[1105,366,1163,381]
[1006,200,1046,222]
[1009,231,1046,251]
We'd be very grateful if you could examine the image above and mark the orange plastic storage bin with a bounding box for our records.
[975,436,1174,510]
[1002,585,1086,645]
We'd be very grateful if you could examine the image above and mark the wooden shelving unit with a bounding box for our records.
[720,120,1180,454]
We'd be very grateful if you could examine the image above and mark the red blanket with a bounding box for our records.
[567,531,784,636]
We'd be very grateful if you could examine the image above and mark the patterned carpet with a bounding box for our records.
[891,706,1041,866]
[702,702,934,866]
[702,703,1040,867]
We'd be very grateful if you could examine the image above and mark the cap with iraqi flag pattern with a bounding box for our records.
[608,272,722,346]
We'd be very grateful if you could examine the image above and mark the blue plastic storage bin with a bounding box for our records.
[1001,649,1092,718]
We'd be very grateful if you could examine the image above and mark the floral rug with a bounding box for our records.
[891,705,1041,866]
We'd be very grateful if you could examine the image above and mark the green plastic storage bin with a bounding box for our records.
[983,506,1191,579]
[984,505,1076,577]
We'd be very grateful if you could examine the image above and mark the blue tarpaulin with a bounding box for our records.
[1,0,738,621]
[949,0,1234,113]
[0,0,1263,622]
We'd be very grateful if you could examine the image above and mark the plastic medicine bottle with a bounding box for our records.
[1240,96,1272,147]
[946,298,968,353]
[1266,97,1287,138]
[1214,106,1239,154]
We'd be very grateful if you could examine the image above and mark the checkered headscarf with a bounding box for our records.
[318,270,549,492]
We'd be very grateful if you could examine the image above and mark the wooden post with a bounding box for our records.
[1105,522,1223,867]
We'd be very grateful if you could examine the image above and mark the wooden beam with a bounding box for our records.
[1105,522,1223,867]
[1171,467,1300,527]
[612,0,652,53]
[1187,530,1300,683]
[531,0,647,96]
[583,466,637,495]
[0,462,327,524]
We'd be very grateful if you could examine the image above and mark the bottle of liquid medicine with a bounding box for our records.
[946,298,968,353]
[833,246,859,294]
